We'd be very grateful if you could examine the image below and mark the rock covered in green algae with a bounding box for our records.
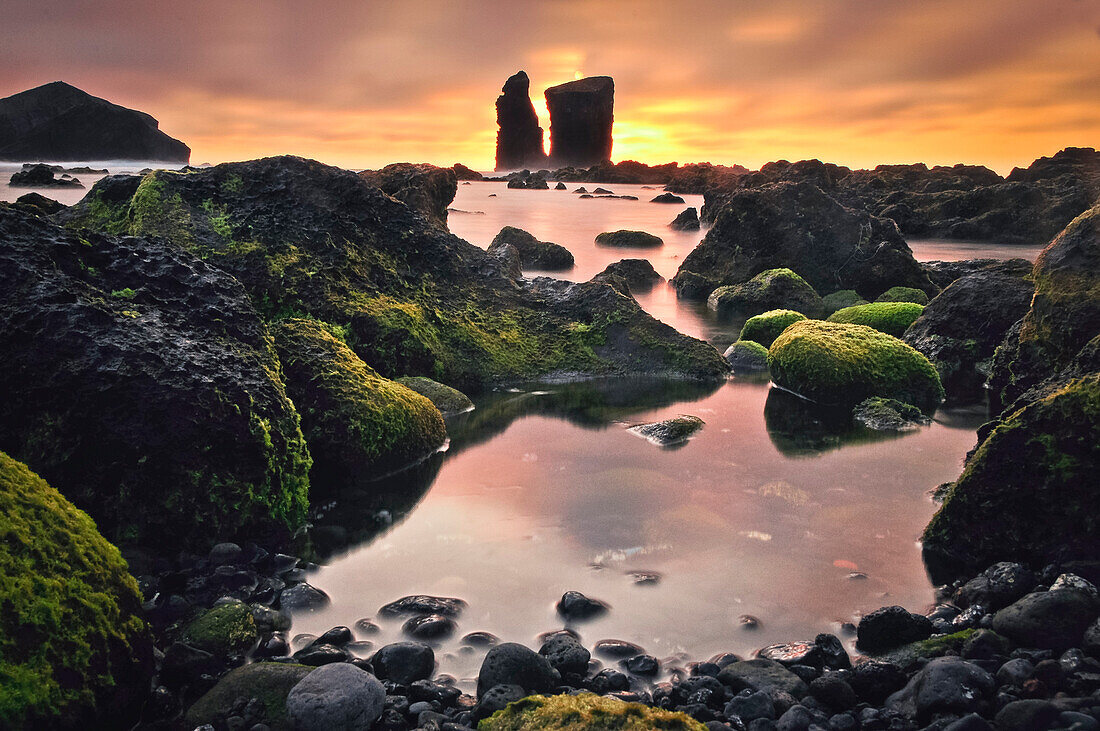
[627,415,705,447]
[821,289,868,316]
[852,397,931,431]
[181,601,259,657]
[397,376,475,415]
[738,308,808,348]
[923,374,1100,577]
[489,226,574,270]
[827,301,925,338]
[707,268,824,319]
[59,157,728,389]
[273,319,447,482]
[185,662,312,731]
[768,320,944,414]
[0,451,153,729]
[593,229,663,248]
[875,286,929,305]
[723,339,770,372]
[0,204,311,548]
[479,693,706,731]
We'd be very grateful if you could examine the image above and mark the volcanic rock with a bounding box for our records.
[495,71,547,171]
[545,76,614,168]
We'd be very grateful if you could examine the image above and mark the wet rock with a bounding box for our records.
[280,584,331,614]
[627,570,662,586]
[554,181,566,190]
[539,633,591,675]
[851,397,930,431]
[395,376,474,416]
[402,614,457,640]
[670,207,701,231]
[956,563,1038,611]
[757,642,824,670]
[293,643,350,666]
[807,675,856,711]
[627,415,705,447]
[359,162,457,228]
[994,699,1060,730]
[556,590,610,621]
[185,662,312,730]
[856,606,934,653]
[494,71,546,171]
[451,163,482,181]
[314,626,353,647]
[182,601,259,656]
[286,663,385,730]
[718,658,808,699]
[591,258,663,294]
[461,631,499,648]
[594,229,664,248]
[473,683,527,721]
[848,661,907,705]
[10,163,85,188]
[992,589,1099,651]
[594,639,646,659]
[707,269,823,319]
[652,193,686,204]
[372,642,435,685]
[476,642,560,698]
[724,690,776,722]
[489,226,574,270]
[622,654,660,676]
[379,595,468,619]
[723,340,769,373]
[886,657,995,724]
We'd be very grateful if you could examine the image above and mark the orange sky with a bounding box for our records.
[2,0,1098,174]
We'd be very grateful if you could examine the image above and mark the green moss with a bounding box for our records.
[739,309,808,348]
[220,174,245,194]
[827,301,925,338]
[110,287,136,300]
[708,268,823,318]
[821,289,868,316]
[723,339,770,372]
[768,320,944,413]
[181,602,258,656]
[479,693,707,731]
[128,173,195,246]
[878,629,978,667]
[185,662,311,731]
[876,286,929,305]
[0,451,152,728]
[594,230,664,248]
[396,376,474,415]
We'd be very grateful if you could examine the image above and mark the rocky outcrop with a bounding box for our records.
[0,81,189,162]
[451,163,483,181]
[921,258,1032,291]
[545,76,614,168]
[591,259,663,295]
[359,162,457,228]
[9,163,84,188]
[488,226,574,270]
[14,191,65,215]
[0,203,311,548]
[59,156,729,390]
[494,72,547,171]
[674,182,935,301]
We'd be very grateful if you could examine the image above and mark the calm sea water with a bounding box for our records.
[3,168,1040,687]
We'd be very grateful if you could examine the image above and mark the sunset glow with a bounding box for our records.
[2,0,1097,172]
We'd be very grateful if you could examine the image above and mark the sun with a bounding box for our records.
[574,70,583,80]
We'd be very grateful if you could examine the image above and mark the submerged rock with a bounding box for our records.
[594,229,663,248]
[0,452,154,729]
[651,192,685,204]
[669,206,700,231]
[379,595,468,618]
[545,76,615,168]
[827,301,925,338]
[557,590,610,621]
[707,268,824,319]
[489,225,574,270]
[851,397,930,431]
[627,415,705,447]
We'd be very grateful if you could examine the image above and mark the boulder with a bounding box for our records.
[0,452,153,729]
[378,595,467,618]
[826,302,924,338]
[852,397,930,431]
[0,81,189,162]
[272,319,446,483]
[591,258,663,294]
[185,662,312,731]
[768,320,945,413]
[10,163,84,188]
[707,268,824,318]
[479,693,706,730]
[651,192,685,203]
[669,206,701,231]
[359,162,457,228]
[738,309,808,348]
[885,657,995,724]
[396,376,474,415]
[545,76,615,168]
[594,229,663,248]
[489,226,574,270]
[0,204,311,548]
[539,634,591,675]
[717,658,808,699]
[723,340,770,372]
[556,590,610,621]
[494,71,547,171]
[13,191,65,215]
[371,642,435,684]
[992,589,1099,651]
[627,415,705,446]
[821,289,868,316]
[452,163,483,181]
[876,286,929,305]
[477,642,560,698]
[856,606,934,653]
[285,663,385,731]
[181,601,259,657]
[673,181,935,300]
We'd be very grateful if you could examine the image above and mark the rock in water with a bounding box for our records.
[545,76,614,168]
[359,162,457,228]
[724,340,770,372]
[396,376,474,415]
[495,71,547,171]
[708,268,824,319]
[852,397,930,431]
[489,225,574,270]
[594,229,663,248]
[286,663,385,731]
[628,415,705,447]
[669,206,700,231]
[0,204,311,548]
[14,191,64,215]
[0,452,154,728]
[738,309,808,348]
[9,163,84,188]
[0,80,189,162]
[591,258,663,295]
[477,643,560,698]
[827,301,925,338]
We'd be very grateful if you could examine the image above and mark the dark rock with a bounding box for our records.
[554,181,566,190]
[476,642,560,698]
[451,163,483,181]
[460,631,499,648]
[591,258,663,295]
[851,397,930,431]
[280,584,331,614]
[489,226,574,270]
[885,657,995,724]
[371,642,435,685]
[847,661,907,704]
[627,415,704,446]
[0,81,189,162]
[757,642,824,670]
[992,589,1099,651]
[723,340,770,372]
[538,634,590,675]
[14,191,65,214]
[209,542,244,566]
[161,642,217,686]
[956,563,1038,611]
[673,182,934,301]
[359,163,457,228]
[285,663,385,730]
[314,626,353,647]
[473,684,526,722]
[593,639,646,659]
[944,713,994,731]
[10,163,84,188]
[993,699,1060,731]
[718,659,808,699]
[544,76,614,168]
[725,690,776,722]
[402,614,457,640]
[555,590,609,621]
[904,261,1034,402]
[807,675,856,710]
[856,606,934,653]
[707,268,824,319]
[622,654,660,676]
[495,72,547,171]
[652,193,686,204]
[921,258,1032,290]
[670,207,701,231]
[379,595,468,619]
[293,643,350,666]
[185,662,312,730]
[594,229,663,248]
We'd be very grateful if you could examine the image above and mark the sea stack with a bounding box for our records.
[0,81,190,162]
[545,76,614,168]
[495,71,547,171]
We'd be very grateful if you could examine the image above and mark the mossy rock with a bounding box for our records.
[273,319,447,483]
[876,629,979,670]
[185,662,312,731]
[827,302,925,338]
[738,309,808,348]
[594,230,664,248]
[0,451,153,729]
[821,290,868,316]
[723,340,770,372]
[876,286,929,305]
[181,602,259,657]
[397,376,475,416]
[923,374,1100,578]
[479,693,706,730]
[768,320,944,413]
[852,397,930,431]
[707,268,824,318]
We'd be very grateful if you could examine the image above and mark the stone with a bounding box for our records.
[402,614,457,640]
[186,662,312,731]
[395,376,474,416]
[856,606,934,653]
[847,661,907,704]
[851,397,930,431]
[724,690,776,722]
[0,81,189,162]
[956,563,1037,611]
[738,309,808,348]
[993,699,1060,731]
[371,642,435,684]
[885,657,995,724]
[359,163,457,228]
[591,258,663,294]
[285,663,385,730]
[488,226,574,270]
[718,659,808,699]
[495,71,547,171]
[182,602,259,656]
[652,193,686,203]
[724,340,770,372]
[14,191,65,214]
[476,642,560,698]
[593,639,646,659]
[379,595,468,618]
[670,207,701,231]
[280,584,331,614]
[545,76,614,167]
[820,290,868,316]
[992,590,1099,651]
[627,415,705,446]
[594,229,664,248]
[539,634,591,675]
[826,302,924,338]
[9,163,85,188]
[707,269,823,319]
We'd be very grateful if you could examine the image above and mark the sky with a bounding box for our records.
[2,0,1098,174]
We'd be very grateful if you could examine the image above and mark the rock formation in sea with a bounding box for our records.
[494,72,547,171]
[545,76,614,168]
[0,81,190,162]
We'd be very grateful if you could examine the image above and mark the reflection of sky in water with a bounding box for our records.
[297,381,987,690]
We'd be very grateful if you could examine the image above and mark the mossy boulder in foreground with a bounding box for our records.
[707,268,823,318]
[768,320,944,413]
[180,601,259,657]
[479,693,706,730]
[738,309,808,348]
[273,319,446,483]
[0,451,153,729]
[923,374,1100,578]
[827,301,925,338]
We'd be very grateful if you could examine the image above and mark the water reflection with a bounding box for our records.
[763,388,907,457]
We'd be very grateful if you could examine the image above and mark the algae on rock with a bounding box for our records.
[479,693,706,731]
